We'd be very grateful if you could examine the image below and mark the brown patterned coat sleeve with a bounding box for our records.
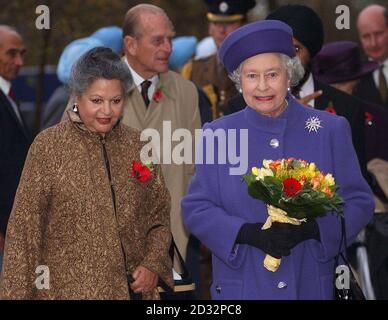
[140,162,173,289]
[0,134,52,299]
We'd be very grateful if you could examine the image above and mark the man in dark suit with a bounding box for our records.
[354,5,388,109]
[0,25,30,268]
[227,5,367,179]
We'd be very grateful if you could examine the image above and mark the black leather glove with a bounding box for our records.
[235,220,320,259]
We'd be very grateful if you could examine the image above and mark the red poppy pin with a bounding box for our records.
[364,112,373,126]
[324,102,337,115]
[131,161,153,183]
[152,87,164,103]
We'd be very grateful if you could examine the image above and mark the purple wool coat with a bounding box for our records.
[181,96,374,300]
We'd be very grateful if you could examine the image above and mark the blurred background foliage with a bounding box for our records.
[0,0,386,67]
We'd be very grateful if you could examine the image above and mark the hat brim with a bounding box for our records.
[207,12,244,23]
[315,61,379,84]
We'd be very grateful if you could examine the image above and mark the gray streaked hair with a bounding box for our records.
[68,46,133,99]
[229,53,305,91]
[123,4,174,38]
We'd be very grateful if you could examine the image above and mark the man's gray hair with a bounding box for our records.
[0,25,21,46]
[123,4,174,38]
[229,53,304,91]
[68,46,133,99]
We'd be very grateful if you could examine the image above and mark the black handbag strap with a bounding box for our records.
[334,216,366,300]
[335,216,349,266]
[169,236,190,279]
[157,234,193,293]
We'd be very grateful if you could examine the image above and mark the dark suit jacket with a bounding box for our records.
[0,90,31,234]
[227,78,368,179]
[361,100,388,162]
[353,72,388,110]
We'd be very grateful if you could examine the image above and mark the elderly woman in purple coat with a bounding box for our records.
[181,20,374,300]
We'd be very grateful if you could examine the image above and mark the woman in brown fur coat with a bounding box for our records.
[0,47,173,299]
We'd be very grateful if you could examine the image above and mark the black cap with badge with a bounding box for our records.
[205,0,256,23]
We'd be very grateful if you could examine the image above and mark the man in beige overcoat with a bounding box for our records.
[120,4,201,268]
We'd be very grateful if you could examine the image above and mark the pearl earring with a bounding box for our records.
[73,103,78,112]
[239,88,243,94]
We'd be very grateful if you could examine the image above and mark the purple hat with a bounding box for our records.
[219,20,295,74]
[313,41,379,84]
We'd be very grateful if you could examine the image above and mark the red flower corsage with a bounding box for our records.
[324,102,337,114]
[152,87,164,103]
[364,112,373,126]
[131,161,153,183]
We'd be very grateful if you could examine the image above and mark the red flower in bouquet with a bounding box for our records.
[131,161,152,183]
[283,178,302,196]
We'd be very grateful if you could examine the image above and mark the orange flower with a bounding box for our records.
[270,161,281,170]
[323,187,334,197]
[311,176,320,189]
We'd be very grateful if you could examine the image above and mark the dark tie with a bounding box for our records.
[8,86,17,102]
[379,64,387,103]
[140,80,152,107]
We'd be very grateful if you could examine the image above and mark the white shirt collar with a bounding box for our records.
[124,58,159,99]
[0,75,22,123]
[373,57,388,88]
[299,72,315,108]
[0,76,11,96]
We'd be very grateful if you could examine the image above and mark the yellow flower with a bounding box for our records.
[262,160,272,169]
[252,167,260,176]
[256,168,274,181]
[309,162,316,172]
[323,173,335,186]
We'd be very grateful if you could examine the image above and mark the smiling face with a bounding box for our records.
[76,78,124,134]
[124,12,174,79]
[241,52,289,118]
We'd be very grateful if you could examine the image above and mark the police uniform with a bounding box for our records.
[181,0,255,119]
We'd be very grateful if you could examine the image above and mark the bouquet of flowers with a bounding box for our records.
[243,158,344,272]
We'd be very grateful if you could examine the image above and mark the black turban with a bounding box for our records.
[266,5,324,58]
